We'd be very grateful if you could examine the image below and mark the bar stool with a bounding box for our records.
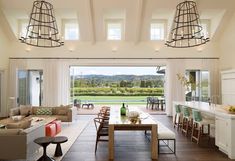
[181,106,192,136]
[191,109,215,144]
[174,105,182,130]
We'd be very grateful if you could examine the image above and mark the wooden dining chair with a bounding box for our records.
[94,116,109,153]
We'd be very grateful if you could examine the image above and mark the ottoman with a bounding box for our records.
[46,123,56,137]
[52,120,62,134]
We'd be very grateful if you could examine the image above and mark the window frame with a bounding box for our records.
[105,19,125,41]
[62,19,80,41]
[150,19,167,41]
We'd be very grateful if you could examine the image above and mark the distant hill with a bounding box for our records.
[75,74,164,82]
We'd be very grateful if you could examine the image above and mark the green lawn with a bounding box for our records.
[73,96,155,105]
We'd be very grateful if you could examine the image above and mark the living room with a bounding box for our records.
[1,0,235,161]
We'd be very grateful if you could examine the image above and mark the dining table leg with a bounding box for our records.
[109,125,114,161]
[151,124,158,160]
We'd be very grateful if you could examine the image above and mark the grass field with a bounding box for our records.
[73,96,155,105]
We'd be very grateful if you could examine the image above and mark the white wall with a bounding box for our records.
[9,41,219,59]
[219,12,235,70]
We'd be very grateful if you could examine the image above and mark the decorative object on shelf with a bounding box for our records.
[19,0,64,48]
[165,0,209,48]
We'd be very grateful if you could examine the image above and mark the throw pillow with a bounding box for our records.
[57,109,67,115]
[9,107,20,117]
[11,115,25,121]
[20,105,32,116]
[36,108,53,115]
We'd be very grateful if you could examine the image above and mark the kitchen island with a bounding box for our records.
[173,101,235,159]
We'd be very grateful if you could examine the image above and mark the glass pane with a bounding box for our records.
[18,70,28,105]
[150,23,165,40]
[18,70,43,106]
[107,23,122,40]
[64,23,79,40]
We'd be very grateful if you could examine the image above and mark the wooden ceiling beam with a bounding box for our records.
[135,0,145,44]
[87,0,96,44]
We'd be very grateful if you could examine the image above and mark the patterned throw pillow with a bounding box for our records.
[36,108,53,115]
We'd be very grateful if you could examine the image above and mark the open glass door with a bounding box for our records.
[17,70,43,106]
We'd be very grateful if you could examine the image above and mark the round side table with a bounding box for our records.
[52,136,68,157]
[34,137,55,161]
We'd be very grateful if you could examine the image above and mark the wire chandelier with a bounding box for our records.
[19,0,64,48]
[165,0,209,48]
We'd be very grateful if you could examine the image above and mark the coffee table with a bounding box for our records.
[52,136,68,157]
[34,137,55,161]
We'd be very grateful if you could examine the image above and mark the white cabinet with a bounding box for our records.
[215,116,228,153]
[221,69,235,105]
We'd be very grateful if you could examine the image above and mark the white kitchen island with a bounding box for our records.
[173,101,235,159]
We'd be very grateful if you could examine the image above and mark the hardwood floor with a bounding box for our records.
[62,115,233,161]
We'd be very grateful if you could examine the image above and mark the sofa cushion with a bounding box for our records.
[0,129,25,136]
[20,105,32,116]
[9,107,20,117]
[57,109,67,115]
[36,108,53,115]
[6,120,32,130]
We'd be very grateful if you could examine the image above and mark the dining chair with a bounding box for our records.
[94,117,109,153]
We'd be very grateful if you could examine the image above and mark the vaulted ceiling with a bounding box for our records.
[0,0,235,43]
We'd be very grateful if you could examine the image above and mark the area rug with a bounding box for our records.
[77,105,166,115]
[30,120,89,161]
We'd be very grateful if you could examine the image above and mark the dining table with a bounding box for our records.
[108,107,158,160]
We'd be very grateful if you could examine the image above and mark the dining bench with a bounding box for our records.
[145,120,176,154]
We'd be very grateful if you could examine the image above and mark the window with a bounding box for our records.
[106,22,122,40]
[201,20,210,38]
[64,21,79,40]
[185,70,210,102]
[150,22,165,40]
[19,20,28,38]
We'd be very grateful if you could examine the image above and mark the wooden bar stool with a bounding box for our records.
[174,105,182,130]
[181,106,192,136]
[191,110,215,144]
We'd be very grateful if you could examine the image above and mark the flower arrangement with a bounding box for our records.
[176,73,197,91]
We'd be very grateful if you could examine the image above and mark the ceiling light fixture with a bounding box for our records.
[19,0,64,48]
[165,0,209,48]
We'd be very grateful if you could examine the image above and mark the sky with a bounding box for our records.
[70,67,165,76]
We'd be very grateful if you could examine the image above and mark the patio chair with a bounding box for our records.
[146,97,152,109]
[151,97,160,110]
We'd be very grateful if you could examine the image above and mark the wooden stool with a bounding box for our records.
[174,105,182,130]
[191,110,214,144]
[181,106,192,136]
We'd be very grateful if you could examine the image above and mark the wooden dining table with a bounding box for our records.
[108,107,158,160]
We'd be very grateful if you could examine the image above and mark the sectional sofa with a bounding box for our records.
[0,105,76,160]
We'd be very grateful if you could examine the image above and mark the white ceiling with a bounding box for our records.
[0,0,235,42]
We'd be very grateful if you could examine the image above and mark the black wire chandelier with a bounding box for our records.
[165,0,209,48]
[19,0,64,48]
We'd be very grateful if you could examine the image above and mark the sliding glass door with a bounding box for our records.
[17,70,43,106]
[185,70,210,102]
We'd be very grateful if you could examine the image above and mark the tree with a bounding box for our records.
[140,80,146,87]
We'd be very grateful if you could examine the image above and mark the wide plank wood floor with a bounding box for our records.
[62,115,233,161]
